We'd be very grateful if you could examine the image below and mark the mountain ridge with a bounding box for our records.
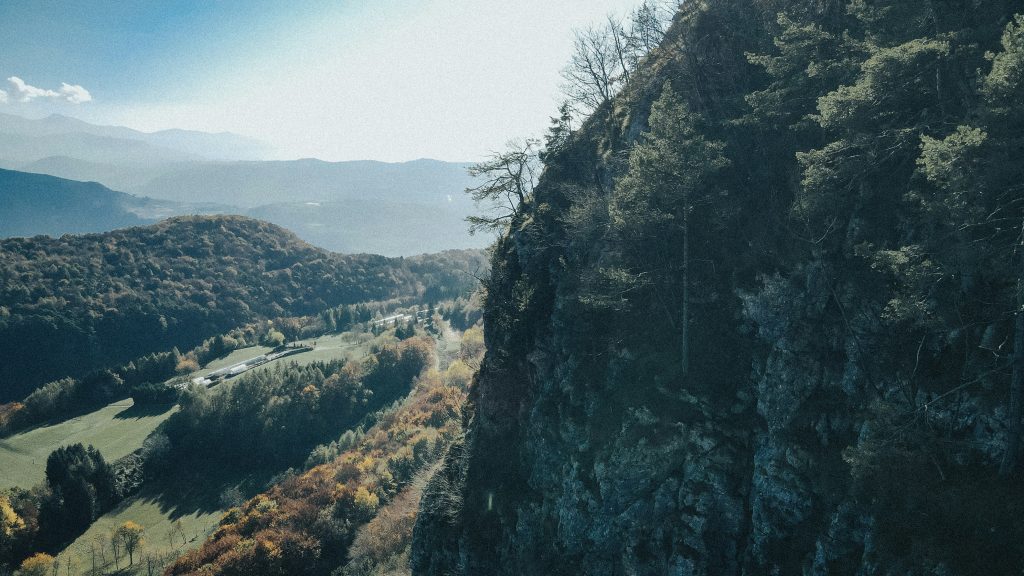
[0,112,273,161]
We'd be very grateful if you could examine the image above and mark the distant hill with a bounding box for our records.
[0,215,484,401]
[134,158,493,256]
[0,112,272,162]
[0,130,200,166]
[17,156,178,192]
[0,168,148,236]
[0,168,229,238]
[133,158,478,208]
[0,163,490,256]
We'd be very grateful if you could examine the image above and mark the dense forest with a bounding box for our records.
[159,337,435,471]
[413,1,1024,575]
[0,215,483,401]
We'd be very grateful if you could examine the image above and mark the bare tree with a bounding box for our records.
[561,4,676,117]
[110,528,122,570]
[465,139,541,233]
[561,24,621,114]
[93,534,107,568]
[607,15,633,87]
[171,518,188,547]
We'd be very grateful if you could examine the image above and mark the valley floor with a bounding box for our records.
[0,332,374,491]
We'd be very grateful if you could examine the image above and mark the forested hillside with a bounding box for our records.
[413,1,1024,575]
[0,216,482,401]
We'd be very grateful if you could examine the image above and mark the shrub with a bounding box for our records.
[16,552,54,576]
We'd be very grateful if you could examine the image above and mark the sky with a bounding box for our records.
[0,0,645,162]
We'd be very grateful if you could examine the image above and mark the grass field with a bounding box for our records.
[286,331,376,366]
[54,492,223,575]
[0,400,177,490]
[189,344,274,377]
[52,465,275,575]
[0,331,373,493]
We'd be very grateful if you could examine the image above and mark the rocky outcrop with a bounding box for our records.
[411,1,1023,574]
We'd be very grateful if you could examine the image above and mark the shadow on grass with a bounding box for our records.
[0,399,135,440]
[112,401,176,420]
[137,464,277,521]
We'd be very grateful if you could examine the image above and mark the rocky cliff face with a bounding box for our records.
[412,1,1024,574]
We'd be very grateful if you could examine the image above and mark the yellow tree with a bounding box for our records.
[0,499,26,575]
[1,494,25,545]
[15,552,54,576]
[114,521,145,566]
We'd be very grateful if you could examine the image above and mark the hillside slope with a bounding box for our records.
[0,168,235,239]
[162,323,480,576]
[0,215,481,401]
[412,2,1024,575]
[0,168,149,237]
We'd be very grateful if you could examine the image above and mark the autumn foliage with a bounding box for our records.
[164,334,471,576]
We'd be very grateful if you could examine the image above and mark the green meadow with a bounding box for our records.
[0,400,177,491]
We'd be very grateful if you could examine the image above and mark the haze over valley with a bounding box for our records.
[0,112,485,255]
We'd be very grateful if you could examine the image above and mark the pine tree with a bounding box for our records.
[610,83,729,375]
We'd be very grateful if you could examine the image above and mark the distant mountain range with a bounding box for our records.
[0,112,273,162]
[0,113,490,255]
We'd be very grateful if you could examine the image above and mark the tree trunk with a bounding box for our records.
[1001,227,1024,477]
[681,201,690,376]
[1000,310,1023,477]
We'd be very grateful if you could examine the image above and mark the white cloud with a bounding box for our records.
[4,76,92,104]
[7,76,59,101]
[0,89,7,104]
[59,82,92,104]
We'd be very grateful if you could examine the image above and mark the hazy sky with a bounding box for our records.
[0,1,645,161]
